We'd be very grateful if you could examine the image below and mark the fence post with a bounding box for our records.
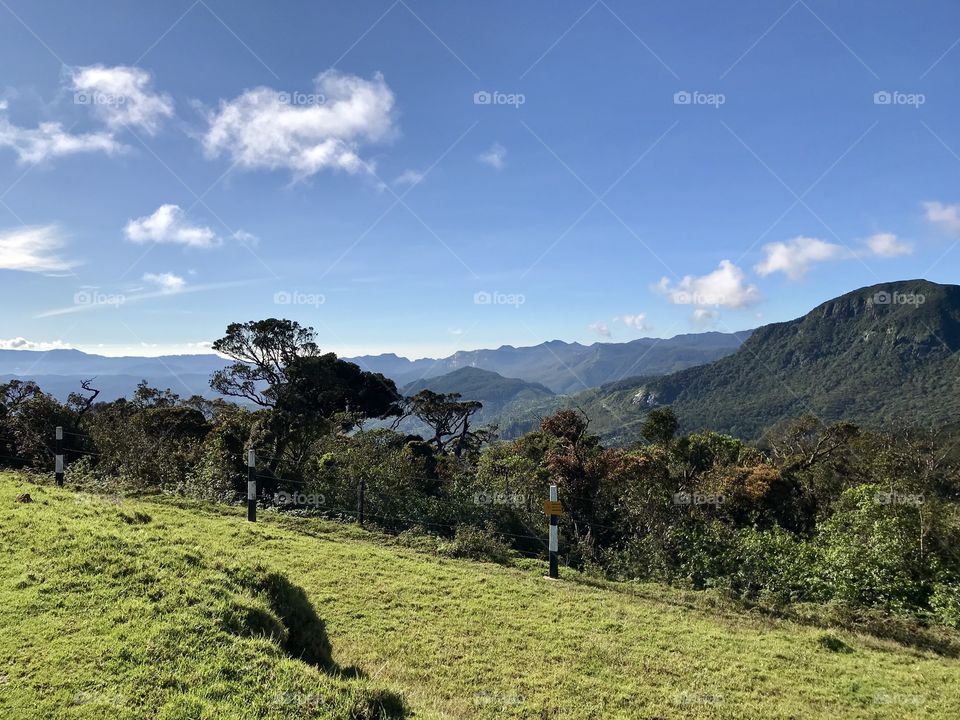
[247,450,257,522]
[357,473,366,526]
[548,484,559,579]
[55,426,64,487]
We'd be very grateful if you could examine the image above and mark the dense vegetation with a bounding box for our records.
[2,311,960,641]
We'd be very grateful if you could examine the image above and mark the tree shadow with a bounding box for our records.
[237,568,406,717]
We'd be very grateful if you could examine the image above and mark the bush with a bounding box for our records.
[811,485,931,611]
[729,526,816,605]
[439,525,514,565]
[930,582,960,628]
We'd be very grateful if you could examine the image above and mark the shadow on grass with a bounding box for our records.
[231,566,406,718]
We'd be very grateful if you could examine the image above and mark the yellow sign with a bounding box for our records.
[543,500,563,516]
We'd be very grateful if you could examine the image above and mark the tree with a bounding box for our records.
[210,319,403,473]
[67,379,101,419]
[282,354,402,425]
[641,407,678,446]
[210,319,319,408]
[408,390,483,457]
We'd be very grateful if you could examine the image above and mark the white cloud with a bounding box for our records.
[622,313,650,331]
[124,205,219,248]
[0,225,76,272]
[924,201,960,234]
[691,308,719,325]
[478,142,506,169]
[68,65,174,134]
[0,337,72,351]
[755,236,848,280]
[0,107,124,164]
[865,232,912,257]
[394,169,425,187]
[143,272,186,293]
[203,70,396,178]
[589,321,611,338]
[231,229,259,246]
[656,260,760,309]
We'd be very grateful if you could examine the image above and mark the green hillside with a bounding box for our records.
[401,366,554,414]
[575,280,960,442]
[3,473,959,719]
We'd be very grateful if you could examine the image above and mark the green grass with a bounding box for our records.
[2,473,959,719]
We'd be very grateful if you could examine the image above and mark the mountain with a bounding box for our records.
[0,350,232,402]
[573,280,960,443]
[349,331,750,394]
[0,332,748,403]
[0,349,228,377]
[0,373,218,403]
[402,367,554,415]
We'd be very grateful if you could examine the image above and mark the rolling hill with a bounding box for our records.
[573,280,960,443]
[401,367,554,414]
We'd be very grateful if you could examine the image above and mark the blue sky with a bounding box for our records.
[1,0,959,358]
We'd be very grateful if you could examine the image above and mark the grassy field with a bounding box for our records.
[1,473,959,719]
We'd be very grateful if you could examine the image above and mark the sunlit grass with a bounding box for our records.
[2,473,958,719]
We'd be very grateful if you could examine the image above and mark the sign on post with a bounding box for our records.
[546,484,559,579]
[543,500,563,516]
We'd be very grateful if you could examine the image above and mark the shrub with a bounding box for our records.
[930,582,960,628]
[439,525,514,565]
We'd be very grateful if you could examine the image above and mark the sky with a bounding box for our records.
[0,0,959,359]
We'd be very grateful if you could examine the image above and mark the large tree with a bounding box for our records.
[210,319,402,472]
[408,390,484,457]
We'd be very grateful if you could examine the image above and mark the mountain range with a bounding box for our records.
[4,279,956,446]
[568,279,960,443]
[350,332,750,394]
[0,331,749,402]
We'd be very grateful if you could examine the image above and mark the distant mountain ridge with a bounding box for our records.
[571,280,960,443]
[350,332,750,394]
[0,331,750,402]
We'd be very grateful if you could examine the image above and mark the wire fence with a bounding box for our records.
[0,425,575,568]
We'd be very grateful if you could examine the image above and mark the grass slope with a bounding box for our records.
[2,474,959,719]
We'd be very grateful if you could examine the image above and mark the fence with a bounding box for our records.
[27,426,567,578]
